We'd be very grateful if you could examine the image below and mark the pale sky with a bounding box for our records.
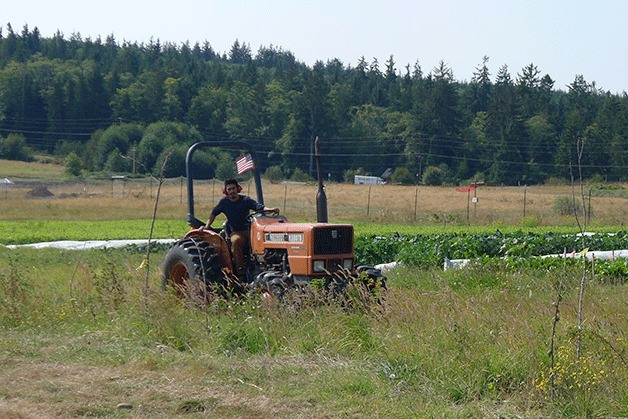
[3,0,627,93]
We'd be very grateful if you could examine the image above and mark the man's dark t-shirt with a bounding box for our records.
[211,195,264,232]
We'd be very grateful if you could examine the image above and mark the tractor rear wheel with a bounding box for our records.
[162,238,224,297]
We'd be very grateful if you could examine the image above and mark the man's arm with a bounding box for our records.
[200,201,225,230]
[250,197,278,215]
[202,212,217,229]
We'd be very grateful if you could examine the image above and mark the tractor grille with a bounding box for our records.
[313,226,353,255]
[327,259,342,271]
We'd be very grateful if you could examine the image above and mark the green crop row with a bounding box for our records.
[0,220,187,245]
[2,219,613,246]
[2,220,626,281]
[355,230,627,268]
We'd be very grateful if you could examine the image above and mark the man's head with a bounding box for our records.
[223,178,242,201]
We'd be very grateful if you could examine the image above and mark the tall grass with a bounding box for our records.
[1,247,625,417]
[1,178,626,226]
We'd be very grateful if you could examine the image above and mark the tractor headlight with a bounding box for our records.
[343,258,353,270]
[313,260,326,272]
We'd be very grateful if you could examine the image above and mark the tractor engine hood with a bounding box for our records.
[250,221,355,277]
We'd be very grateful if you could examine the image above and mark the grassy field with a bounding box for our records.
[0,247,625,417]
[0,160,626,417]
[0,158,66,178]
[1,174,626,227]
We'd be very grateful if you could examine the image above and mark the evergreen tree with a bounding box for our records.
[0,25,624,182]
[420,61,460,171]
[486,64,526,184]
[516,63,542,118]
[187,85,228,136]
[468,56,492,115]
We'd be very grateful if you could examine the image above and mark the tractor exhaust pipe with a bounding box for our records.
[315,137,328,223]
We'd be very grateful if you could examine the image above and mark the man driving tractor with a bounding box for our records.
[199,178,279,279]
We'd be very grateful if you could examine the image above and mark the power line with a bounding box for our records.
[0,127,94,137]
[2,121,624,172]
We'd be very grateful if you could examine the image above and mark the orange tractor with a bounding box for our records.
[161,139,386,299]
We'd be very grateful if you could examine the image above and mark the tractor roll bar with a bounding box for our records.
[185,141,264,228]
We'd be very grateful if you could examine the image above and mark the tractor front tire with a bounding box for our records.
[162,238,223,297]
[253,270,288,300]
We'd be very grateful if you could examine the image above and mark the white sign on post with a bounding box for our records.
[1,178,13,198]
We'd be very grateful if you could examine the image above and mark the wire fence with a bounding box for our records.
[1,176,626,226]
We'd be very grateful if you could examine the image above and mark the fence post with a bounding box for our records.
[466,189,470,226]
[180,176,183,204]
[414,187,418,222]
[367,186,371,217]
[587,188,592,224]
[473,184,477,217]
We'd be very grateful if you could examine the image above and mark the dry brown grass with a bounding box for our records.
[1,178,626,226]
[0,355,301,417]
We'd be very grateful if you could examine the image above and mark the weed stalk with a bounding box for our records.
[571,138,589,359]
[144,153,172,300]
[123,150,171,302]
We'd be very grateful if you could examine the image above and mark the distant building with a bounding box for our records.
[380,168,393,183]
[354,175,386,185]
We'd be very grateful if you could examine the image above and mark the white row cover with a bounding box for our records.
[4,239,176,250]
[444,249,628,270]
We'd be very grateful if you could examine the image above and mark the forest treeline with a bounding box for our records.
[0,23,626,184]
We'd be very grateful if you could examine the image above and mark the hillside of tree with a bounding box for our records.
[0,23,626,184]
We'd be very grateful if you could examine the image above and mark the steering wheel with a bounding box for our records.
[246,209,280,223]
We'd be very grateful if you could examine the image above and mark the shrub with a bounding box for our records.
[65,152,83,177]
[391,167,415,184]
[552,196,576,216]
[191,151,218,180]
[591,183,623,191]
[0,133,34,162]
[545,176,568,186]
[104,148,131,173]
[422,166,445,186]
[290,167,312,182]
[588,173,605,184]
[154,146,189,178]
[54,141,84,160]
[265,165,284,184]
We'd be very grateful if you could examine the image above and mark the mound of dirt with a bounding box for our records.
[26,185,54,198]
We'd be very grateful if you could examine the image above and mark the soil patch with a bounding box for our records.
[26,185,54,198]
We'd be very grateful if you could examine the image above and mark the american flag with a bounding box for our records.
[236,154,255,175]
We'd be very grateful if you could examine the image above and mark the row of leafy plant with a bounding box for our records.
[355,230,627,275]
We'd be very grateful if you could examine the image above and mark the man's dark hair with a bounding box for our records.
[224,178,239,188]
